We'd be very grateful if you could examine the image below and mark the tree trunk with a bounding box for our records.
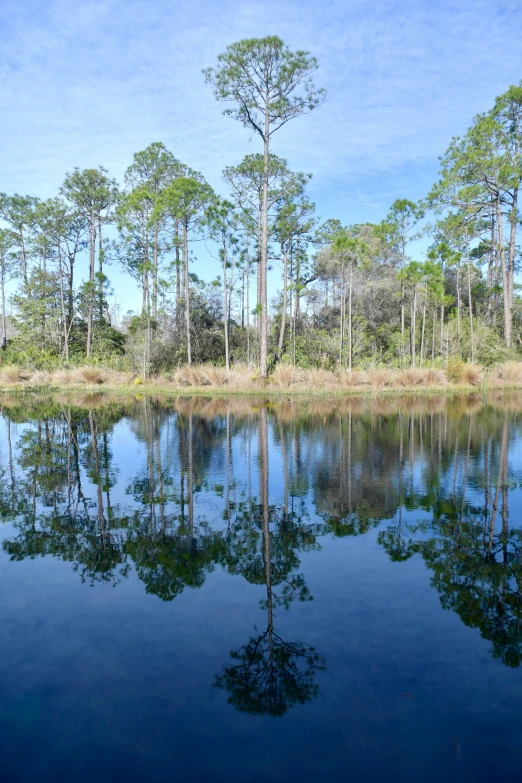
[142,262,150,377]
[339,268,344,366]
[432,309,436,367]
[400,237,405,368]
[246,252,251,367]
[241,264,245,329]
[420,282,427,368]
[152,222,158,321]
[440,303,444,356]
[465,231,474,363]
[277,246,288,358]
[183,221,191,365]
[68,255,75,326]
[20,228,28,286]
[98,216,104,322]
[292,283,297,367]
[0,263,6,349]
[508,188,518,313]
[508,112,519,318]
[496,196,511,347]
[456,263,461,348]
[493,215,499,327]
[58,244,69,361]
[259,100,270,379]
[223,244,230,370]
[175,220,181,330]
[257,202,262,336]
[86,212,95,359]
[411,289,417,369]
[348,261,353,371]
[487,213,494,324]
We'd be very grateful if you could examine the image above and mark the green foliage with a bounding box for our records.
[203,37,326,139]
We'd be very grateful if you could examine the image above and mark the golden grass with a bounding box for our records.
[367,368,398,389]
[72,366,107,385]
[3,360,522,396]
[200,366,230,387]
[0,365,30,383]
[446,359,482,386]
[53,370,74,385]
[29,370,52,385]
[422,368,447,386]
[336,369,367,388]
[271,364,300,388]
[397,368,426,387]
[174,365,208,387]
[460,363,483,386]
[491,360,522,384]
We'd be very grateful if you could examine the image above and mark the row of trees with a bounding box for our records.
[0,37,521,374]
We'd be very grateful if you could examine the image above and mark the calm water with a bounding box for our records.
[1,393,522,782]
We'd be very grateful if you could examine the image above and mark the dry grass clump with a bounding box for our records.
[228,363,258,389]
[336,369,367,388]
[271,364,300,388]
[446,359,465,384]
[396,367,447,388]
[0,365,20,383]
[397,368,426,387]
[367,368,397,389]
[299,368,335,389]
[29,370,52,385]
[104,370,131,386]
[200,365,230,387]
[72,366,107,385]
[152,374,175,387]
[446,359,482,386]
[423,368,446,386]
[174,365,208,387]
[1,365,33,383]
[0,365,31,383]
[491,361,522,384]
[460,363,483,386]
[53,370,74,385]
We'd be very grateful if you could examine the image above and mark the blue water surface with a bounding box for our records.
[0,393,521,782]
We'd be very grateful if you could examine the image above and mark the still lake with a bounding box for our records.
[1,392,522,782]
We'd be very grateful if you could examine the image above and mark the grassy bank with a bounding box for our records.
[2,361,522,398]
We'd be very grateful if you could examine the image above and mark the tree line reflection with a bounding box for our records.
[1,393,522,713]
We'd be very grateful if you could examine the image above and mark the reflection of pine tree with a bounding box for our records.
[214,630,325,717]
[2,408,129,586]
[378,414,522,667]
[215,408,326,716]
[124,405,228,600]
[125,520,223,601]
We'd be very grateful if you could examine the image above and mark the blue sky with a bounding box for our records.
[1,0,522,312]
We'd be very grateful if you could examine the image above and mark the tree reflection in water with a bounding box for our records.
[2,392,522,693]
[215,407,326,716]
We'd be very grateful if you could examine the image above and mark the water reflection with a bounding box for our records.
[1,391,522,697]
[215,408,325,716]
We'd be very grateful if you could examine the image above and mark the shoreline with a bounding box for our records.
[2,380,522,398]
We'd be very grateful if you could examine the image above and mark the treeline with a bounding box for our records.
[0,36,521,376]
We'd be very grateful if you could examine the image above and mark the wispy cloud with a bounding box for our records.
[1,0,521,298]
